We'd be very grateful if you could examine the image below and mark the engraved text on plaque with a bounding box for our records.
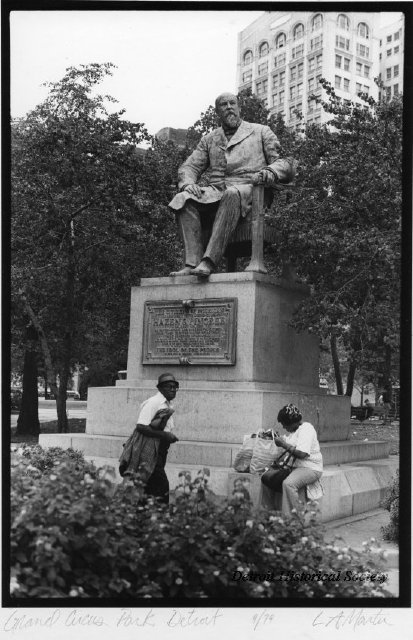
[142,298,237,365]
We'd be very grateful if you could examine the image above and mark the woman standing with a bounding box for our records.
[273,404,323,517]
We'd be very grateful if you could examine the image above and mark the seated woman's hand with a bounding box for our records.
[273,436,287,447]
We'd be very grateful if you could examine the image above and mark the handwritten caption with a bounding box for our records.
[3,607,393,635]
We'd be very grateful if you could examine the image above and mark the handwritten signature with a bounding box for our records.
[313,609,392,631]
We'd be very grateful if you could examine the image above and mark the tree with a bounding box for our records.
[11,63,158,432]
[15,324,40,436]
[267,82,402,396]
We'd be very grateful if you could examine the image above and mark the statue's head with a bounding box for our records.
[215,92,241,129]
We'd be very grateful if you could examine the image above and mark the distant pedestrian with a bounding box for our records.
[379,390,392,424]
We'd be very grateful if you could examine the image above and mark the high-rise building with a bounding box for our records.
[236,11,402,129]
[378,15,404,100]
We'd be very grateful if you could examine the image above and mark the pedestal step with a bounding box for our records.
[39,433,390,466]
[80,455,398,524]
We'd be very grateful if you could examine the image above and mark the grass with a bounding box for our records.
[10,419,86,444]
[350,418,400,455]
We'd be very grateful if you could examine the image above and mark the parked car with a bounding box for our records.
[66,390,80,400]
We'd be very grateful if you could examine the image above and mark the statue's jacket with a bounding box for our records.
[169,120,295,217]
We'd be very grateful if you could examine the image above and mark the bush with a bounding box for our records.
[381,470,399,542]
[10,447,392,599]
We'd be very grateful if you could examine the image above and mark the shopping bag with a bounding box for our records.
[232,434,257,473]
[250,430,279,475]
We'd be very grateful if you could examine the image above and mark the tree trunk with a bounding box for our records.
[330,334,344,395]
[345,361,357,397]
[57,219,76,433]
[16,325,40,436]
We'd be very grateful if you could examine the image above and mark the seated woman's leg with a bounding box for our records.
[282,468,322,518]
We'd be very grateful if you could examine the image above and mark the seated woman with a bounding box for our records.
[272,403,323,518]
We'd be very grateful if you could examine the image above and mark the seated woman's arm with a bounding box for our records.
[273,436,309,459]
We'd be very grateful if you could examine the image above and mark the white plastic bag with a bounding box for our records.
[232,434,256,473]
[250,431,279,475]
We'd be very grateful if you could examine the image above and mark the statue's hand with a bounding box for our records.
[184,184,203,198]
[252,169,278,186]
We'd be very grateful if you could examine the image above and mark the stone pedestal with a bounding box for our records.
[86,273,350,442]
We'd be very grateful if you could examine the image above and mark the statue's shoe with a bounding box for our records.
[190,261,212,278]
[169,266,193,276]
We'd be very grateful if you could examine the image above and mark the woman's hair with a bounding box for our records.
[277,403,302,426]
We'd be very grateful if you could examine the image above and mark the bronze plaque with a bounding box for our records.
[142,298,237,365]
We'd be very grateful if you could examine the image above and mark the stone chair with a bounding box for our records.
[225,183,296,274]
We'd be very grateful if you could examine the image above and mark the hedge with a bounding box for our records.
[10,445,392,598]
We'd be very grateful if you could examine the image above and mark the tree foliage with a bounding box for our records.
[267,82,402,395]
[11,63,181,431]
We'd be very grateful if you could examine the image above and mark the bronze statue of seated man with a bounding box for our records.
[168,92,295,277]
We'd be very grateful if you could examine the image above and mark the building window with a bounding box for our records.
[336,35,350,50]
[293,23,304,40]
[394,64,399,77]
[308,96,317,112]
[343,57,350,71]
[356,62,362,75]
[256,80,268,95]
[308,77,315,91]
[243,50,253,66]
[290,66,297,82]
[275,33,286,49]
[387,35,392,43]
[258,61,268,76]
[272,74,279,89]
[394,84,399,95]
[297,83,303,97]
[394,46,399,54]
[386,86,391,99]
[363,85,369,95]
[337,14,350,30]
[292,44,304,59]
[274,52,286,68]
[296,102,302,115]
[386,67,392,80]
[290,85,296,100]
[242,69,252,83]
[312,13,323,31]
[387,49,392,56]
[279,89,285,103]
[357,43,370,58]
[259,41,269,57]
[314,116,321,123]
[335,54,342,68]
[335,75,342,89]
[316,54,323,69]
[356,82,362,94]
[297,62,304,79]
[364,65,370,78]
[394,31,400,40]
[343,78,350,92]
[379,53,382,60]
[357,22,370,39]
[262,97,268,107]
[311,35,323,50]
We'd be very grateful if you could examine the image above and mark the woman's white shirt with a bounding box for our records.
[284,422,323,471]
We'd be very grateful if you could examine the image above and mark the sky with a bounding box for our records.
[10,9,403,136]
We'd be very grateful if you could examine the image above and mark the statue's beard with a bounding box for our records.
[222,113,240,129]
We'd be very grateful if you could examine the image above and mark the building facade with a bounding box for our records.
[236,11,402,128]
[379,15,404,100]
